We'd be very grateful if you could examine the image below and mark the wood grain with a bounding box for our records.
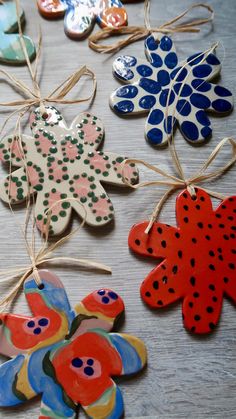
[0,0,236,418]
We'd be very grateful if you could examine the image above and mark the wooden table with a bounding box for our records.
[0,0,236,417]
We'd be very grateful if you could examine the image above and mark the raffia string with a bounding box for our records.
[0,199,112,312]
[89,1,214,53]
[121,38,235,234]
[0,0,97,136]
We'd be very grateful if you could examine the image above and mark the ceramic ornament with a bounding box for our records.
[110,34,233,147]
[0,106,138,235]
[37,0,129,38]
[0,269,147,418]
[128,188,236,334]
[0,1,35,64]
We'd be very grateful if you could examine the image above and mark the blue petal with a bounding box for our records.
[159,89,175,106]
[174,83,192,97]
[110,334,142,374]
[145,35,158,51]
[212,99,232,112]
[147,128,163,145]
[107,387,124,419]
[196,110,211,126]
[187,52,204,66]
[157,70,170,86]
[201,126,212,138]
[160,36,173,51]
[137,64,153,77]
[170,67,187,82]
[139,77,161,94]
[191,79,212,92]
[176,100,191,116]
[150,53,163,68]
[190,93,211,109]
[214,85,232,97]
[139,95,156,109]
[0,355,25,406]
[116,85,138,98]
[193,64,212,78]
[164,52,178,69]
[114,100,134,113]
[206,54,220,65]
[164,116,176,134]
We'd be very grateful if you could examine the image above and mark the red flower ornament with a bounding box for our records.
[129,188,236,334]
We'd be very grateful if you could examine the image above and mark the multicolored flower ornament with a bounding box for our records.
[37,0,129,38]
[0,106,138,235]
[0,270,147,418]
[110,35,233,146]
[128,188,236,334]
[0,0,35,64]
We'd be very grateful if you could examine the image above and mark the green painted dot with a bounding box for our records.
[59,210,67,217]
[51,215,58,222]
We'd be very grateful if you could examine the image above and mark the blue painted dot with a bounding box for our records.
[147,128,163,145]
[98,290,105,296]
[187,53,204,66]
[27,321,35,328]
[174,83,192,97]
[148,109,164,125]
[212,99,232,112]
[108,291,118,300]
[139,78,161,94]
[165,52,178,69]
[176,100,191,116]
[193,64,212,79]
[150,53,163,68]
[146,36,157,51]
[114,68,134,81]
[118,56,137,67]
[190,93,210,109]
[33,327,41,335]
[201,126,212,138]
[72,358,83,368]
[137,65,153,77]
[102,296,110,304]
[206,54,220,66]
[181,121,199,141]
[196,110,210,126]
[116,85,138,98]
[84,367,94,376]
[170,67,187,82]
[87,359,94,366]
[160,36,172,51]
[114,100,134,113]
[191,79,211,92]
[157,70,170,86]
[159,89,175,107]
[164,116,176,134]
[38,318,48,327]
[139,95,156,109]
[214,85,232,97]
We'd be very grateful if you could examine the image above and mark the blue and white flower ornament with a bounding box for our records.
[110,34,233,147]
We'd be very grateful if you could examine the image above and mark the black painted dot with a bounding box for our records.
[218,255,224,261]
[157,227,163,234]
[230,233,235,239]
[135,239,140,246]
[190,258,195,267]
[147,247,153,254]
[84,366,94,376]
[197,222,203,229]
[218,248,222,253]
[209,264,215,271]
[178,250,183,259]
[209,250,215,257]
[209,284,215,291]
[183,205,189,211]
[193,292,199,298]
[38,284,45,290]
[219,224,225,229]
[208,224,212,229]
[191,326,196,332]
[87,359,94,366]
[175,232,180,238]
[72,358,83,368]
[212,296,218,302]
[194,315,201,321]
[157,300,163,306]
[183,217,189,223]
[231,249,236,254]
[153,281,159,290]
[206,306,213,313]
[223,277,229,283]
[168,288,175,293]
[228,216,234,221]
[190,277,196,286]
[162,276,168,283]
[145,291,151,297]
[223,234,229,240]
[189,302,194,308]
[209,322,215,330]
[205,235,211,241]
[222,205,226,209]
[102,296,110,304]
[229,263,235,270]
[200,196,205,202]
[196,204,200,210]
[34,327,41,335]
[229,197,234,202]
[161,265,166,270]
[183,192,188,198]
[172,265,178,274]
[161,240,167,248]
[215,214,221,219]
[192,238,197,244]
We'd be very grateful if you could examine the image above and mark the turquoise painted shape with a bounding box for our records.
[0,1,36,64]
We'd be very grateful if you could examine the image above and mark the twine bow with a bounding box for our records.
[0,0,97,136]
[89,1,214,53]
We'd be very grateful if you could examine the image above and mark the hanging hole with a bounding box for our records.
[38,283,45,290]
[42,112,48,120]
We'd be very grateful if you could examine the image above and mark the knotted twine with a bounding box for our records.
[89,1,214,53]
[0,0,109,311]
[121,35,236,233]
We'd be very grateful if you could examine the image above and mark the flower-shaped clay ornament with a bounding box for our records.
[0,0,35,64]
[110,35,233,146]
[0,270,147,418]
[129,188,236,334]
[37,0,129,38]
[0,107,138,235]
